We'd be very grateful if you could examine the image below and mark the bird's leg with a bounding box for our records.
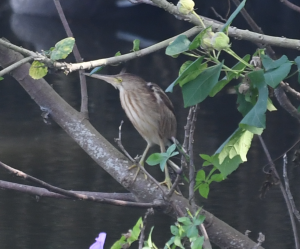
[159,140,172,189]
[129,143,151,180]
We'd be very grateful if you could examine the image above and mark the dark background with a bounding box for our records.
[0,0,300,248]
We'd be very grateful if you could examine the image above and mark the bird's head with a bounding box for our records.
[84,72,146,91]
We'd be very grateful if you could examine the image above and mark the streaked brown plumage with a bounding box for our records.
[85,72,177,188]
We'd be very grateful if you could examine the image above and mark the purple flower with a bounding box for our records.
[89,232,106,249]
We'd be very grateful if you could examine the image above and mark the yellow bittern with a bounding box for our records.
[85,72,177,189]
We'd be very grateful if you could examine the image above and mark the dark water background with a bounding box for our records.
[0,0,300,248]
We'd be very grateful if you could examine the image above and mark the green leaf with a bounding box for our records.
[166,144,176,155]
[0,76,4,81]
[115,51,121,56]
[240,70,268,133]
[179,61,193,75]
[199,154,211,161]
[50,37,75,60]
[174,236,184,249]
[196,170,206,182]
[202,161,212,166]
[189,26,212,50]
[166,35,191,56]
[146,153,165,165]
[236,91,254,117]
[159,158,168,172]
[178,217,192,225]
[164,236,175,249]
[210,54,250,97]
[147,226,155,248]
[261,54,288,71]
[110,235,127,249]
[128,217,143,243]
[170,225,179,236]
[132,39,140,51]
[199,183,209,199]
[89,66,104,75]
[294,56,300,83]
[182,63,223,107]
[191,236,204,249]
[218,128,253,164]
[170,152,179,157]
[209,173,224,182]
[29,61,48,79]
[186,226,198,238]
[264,62,292,88]
[220,0,246,32]
[166,56,205,92]
[211,154,243,178]
[193,215,205,226]
[180,63,207,87]
[267,97,277,111]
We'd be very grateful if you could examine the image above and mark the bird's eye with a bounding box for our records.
[116,77,123,83]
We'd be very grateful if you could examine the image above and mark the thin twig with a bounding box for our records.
[210,7,227,22]
[187,105,212,249]
[0,56,33,77]
[188,105,198,206]
[283,154,300,222]
[181,107,193,169]
[0,161,162,208]
[0,180,136,201]
[225,0,231,19]
[280,0,300,13]
[166,173,181,198]
[139,208,155,249]
[258,136,299,249]
[280,81,300,101]
[53,0,89,117]
[129,0,156,5]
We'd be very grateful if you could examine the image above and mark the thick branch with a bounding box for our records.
[151,0,300,50]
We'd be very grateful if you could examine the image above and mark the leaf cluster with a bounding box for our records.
[29,37,75,79]
[165,209,205,249]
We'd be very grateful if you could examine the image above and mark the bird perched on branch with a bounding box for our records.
[84,72,177,189]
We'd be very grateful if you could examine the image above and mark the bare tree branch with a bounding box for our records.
[0,161,162,208]
[0,180,136,201]
[0,56,33,77]
[280,0,300,13]
[53,0,89,117]
[258,136,299,249]
[282,154,300,222]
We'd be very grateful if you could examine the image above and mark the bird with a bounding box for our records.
[84,72,177,189]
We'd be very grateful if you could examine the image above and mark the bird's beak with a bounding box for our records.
[83,73,122,89]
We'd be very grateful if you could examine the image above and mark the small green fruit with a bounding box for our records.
[211,32,230,51]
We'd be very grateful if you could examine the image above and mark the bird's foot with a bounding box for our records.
[128,164,147,180]
[159,178,182,195]
[159,178,172,190]
[128,164,137,170]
